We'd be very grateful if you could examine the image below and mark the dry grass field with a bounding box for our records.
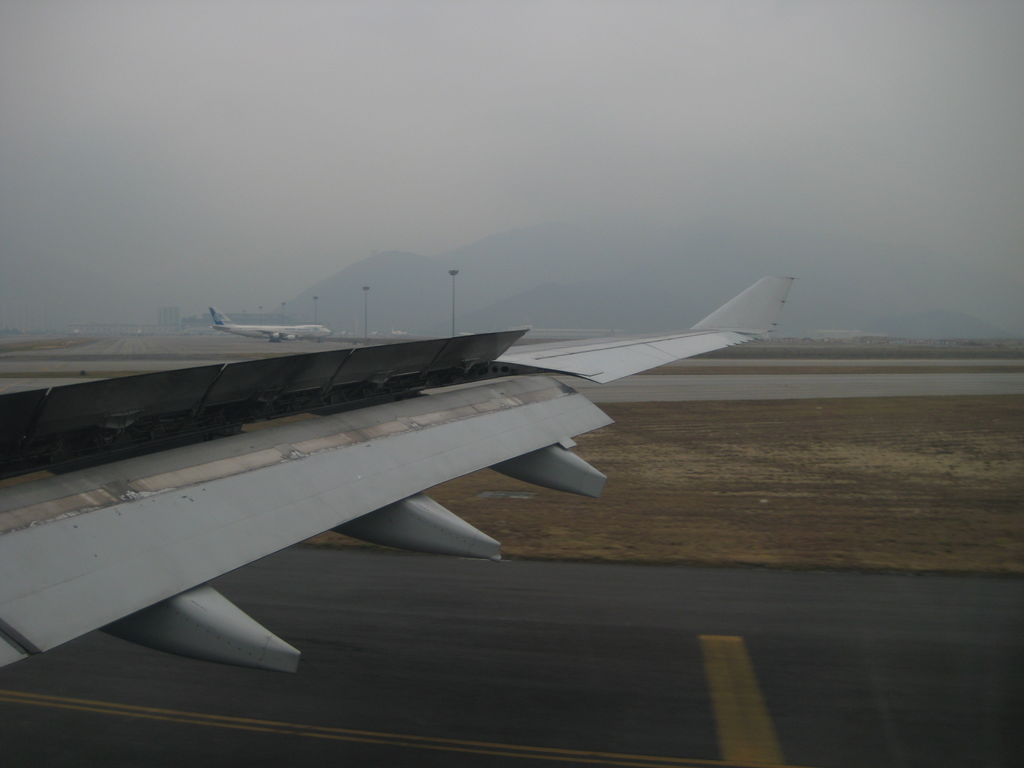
[0,338,94,354]
[309,395,1024,575]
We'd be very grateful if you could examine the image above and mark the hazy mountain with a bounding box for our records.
[291,220,1021,338]
[291,251,451,335]
[458,280,684,334]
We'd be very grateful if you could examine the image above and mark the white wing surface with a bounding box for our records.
[0,376,610,671]
[495,276,794,383]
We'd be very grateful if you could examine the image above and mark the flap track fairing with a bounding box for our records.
[104,584,300,673]
[336,493,501,561]
[492,444,607,498]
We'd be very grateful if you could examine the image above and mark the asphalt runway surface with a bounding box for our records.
[1,549,1020,768]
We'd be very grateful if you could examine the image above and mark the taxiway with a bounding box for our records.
[0,548,1019,768]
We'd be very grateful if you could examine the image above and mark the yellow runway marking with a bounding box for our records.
[0,688,811,768]
[700,636,785,765]
[0,470,53,489]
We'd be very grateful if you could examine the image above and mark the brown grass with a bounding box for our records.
[0,338,95,353]
[308,395,1024,575]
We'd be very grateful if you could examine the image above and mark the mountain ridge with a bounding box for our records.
[289,220,1018,338]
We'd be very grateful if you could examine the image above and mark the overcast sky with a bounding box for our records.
[1,1,1021,328]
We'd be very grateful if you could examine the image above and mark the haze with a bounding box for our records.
[1,1,1021,333]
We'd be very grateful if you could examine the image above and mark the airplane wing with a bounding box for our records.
[0,277,792,673]
[495,276,794,383]
[0,374,608,672]
[0,330,609,672]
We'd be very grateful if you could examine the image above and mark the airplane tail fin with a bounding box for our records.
[691,276,794,334]
[209,307,231,326]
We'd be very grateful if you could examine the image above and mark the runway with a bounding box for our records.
[0,335,356,392]
[0,548,1019,767]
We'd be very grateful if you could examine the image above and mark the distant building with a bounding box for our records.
[157,306,181,329]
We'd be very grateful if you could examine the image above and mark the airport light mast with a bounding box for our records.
[449,269,459,337]
[362,286,370,345]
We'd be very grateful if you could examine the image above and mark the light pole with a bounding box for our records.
[313,295,319,325]
[448,269,459,337]
[362,286,370,345]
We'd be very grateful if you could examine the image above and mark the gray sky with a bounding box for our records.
[1,0,1021,328]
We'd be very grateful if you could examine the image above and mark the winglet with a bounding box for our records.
[691,276,794,334]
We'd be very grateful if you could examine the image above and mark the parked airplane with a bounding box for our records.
[1,277,793,673]
[209,307,331,341]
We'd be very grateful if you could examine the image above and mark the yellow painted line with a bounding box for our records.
[0,470,54,489]
[700,636,785,765]
[242,412,320,433]
[0,689,813,768]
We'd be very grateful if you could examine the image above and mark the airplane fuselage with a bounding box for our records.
[212,323,332,341]
[208,306,331,341]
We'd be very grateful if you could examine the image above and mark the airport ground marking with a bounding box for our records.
[699,635,785,765]
[0,688,812,768]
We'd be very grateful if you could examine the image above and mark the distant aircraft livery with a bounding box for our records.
[0,277,793,673]
[209,306,331,341]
